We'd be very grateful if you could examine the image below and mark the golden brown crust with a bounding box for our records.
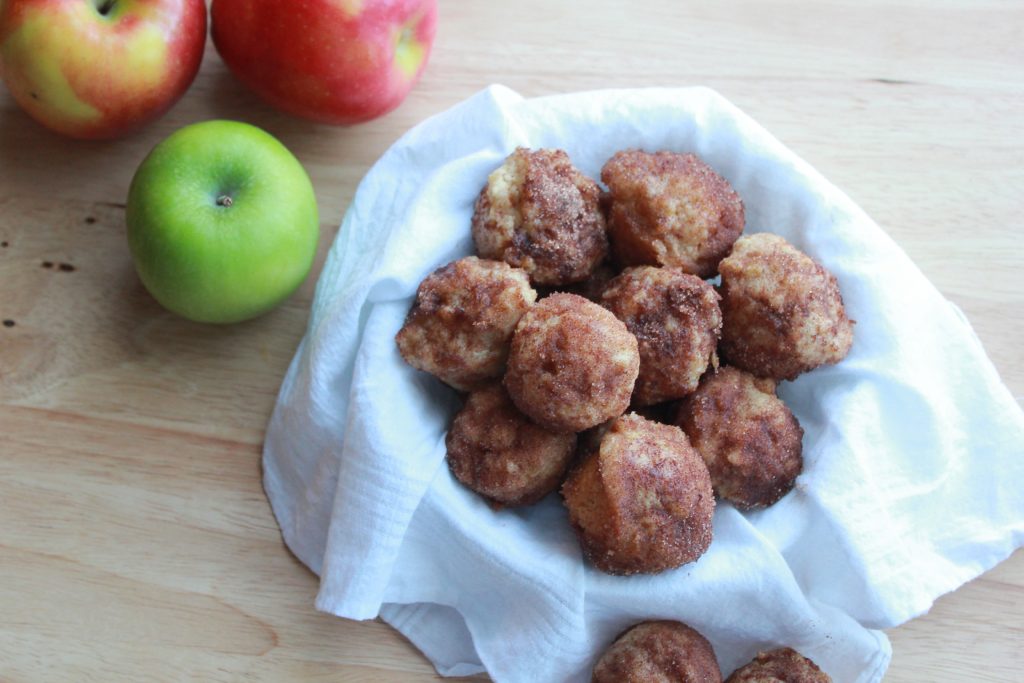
[446,383,577,506]
[601,150,744,278]
[562,414,715,575]
[676,367,803,510]
[602,266,722,405]
[725,648,831,683]
[593,620,723,683]
[504,293,639,432]
[395,256,537,391]
[718,233,854,381]
[471,148,608,286]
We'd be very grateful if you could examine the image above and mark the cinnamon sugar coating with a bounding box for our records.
[602,150,744,278]
[718,233,854,381]
[505,293,639,432]
[472,148,608,286]
[396,256,536,391]
[593,620,722,683]
[725,648,831,683]
[676,367,803,509]
[446,383,577,506]
[562,414,715,575]
[602,266,722,406]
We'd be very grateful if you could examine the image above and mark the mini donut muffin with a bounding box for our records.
[472,147,608,286]
[725,648,831,683]
[593,620,722,683]
[676,367,803,510]
[446,383,577,507]
[601,266,722,406]
[505,293,639,432]
[562,413,715,575]
[602,150,744,278]
[396,256,536,391]
[718,233,854,381]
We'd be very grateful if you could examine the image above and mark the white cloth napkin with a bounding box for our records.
[262,85,1024,682]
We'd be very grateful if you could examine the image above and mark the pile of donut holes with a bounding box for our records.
[593,620,832,683]
[396,147,854,577]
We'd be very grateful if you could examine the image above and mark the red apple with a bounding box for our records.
[0,0,207,140]
[211,0,437,126]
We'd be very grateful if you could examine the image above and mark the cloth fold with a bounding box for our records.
[263,85,1024,682]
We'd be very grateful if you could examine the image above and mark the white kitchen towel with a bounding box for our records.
[262,85,1024,682]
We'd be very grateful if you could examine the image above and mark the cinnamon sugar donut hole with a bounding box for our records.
[446,383,576,507]
[676,367,803,510]
[504,293,639,433]
[472,148,608,286]
[593,620,722,683]
[718,233,854,381]
[726,648,831,683]
[602,150,744,278]
[601,266,722,406]
[562,413,715,575]
[396,256,536,391]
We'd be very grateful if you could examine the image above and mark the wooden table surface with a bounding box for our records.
[2,1,1021,680]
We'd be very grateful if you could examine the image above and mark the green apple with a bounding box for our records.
[126,120,319,323]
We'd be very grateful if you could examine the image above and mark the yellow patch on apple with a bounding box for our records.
[393,23,425,81]
[330,0,364,20]
[3,5,170,122]
[2,14,99,121]
[105,25,169,93]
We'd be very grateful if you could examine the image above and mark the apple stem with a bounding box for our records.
[95,0,117,16]
[216,195,234,207]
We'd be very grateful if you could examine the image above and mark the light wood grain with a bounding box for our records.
[1,1,1021,680]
